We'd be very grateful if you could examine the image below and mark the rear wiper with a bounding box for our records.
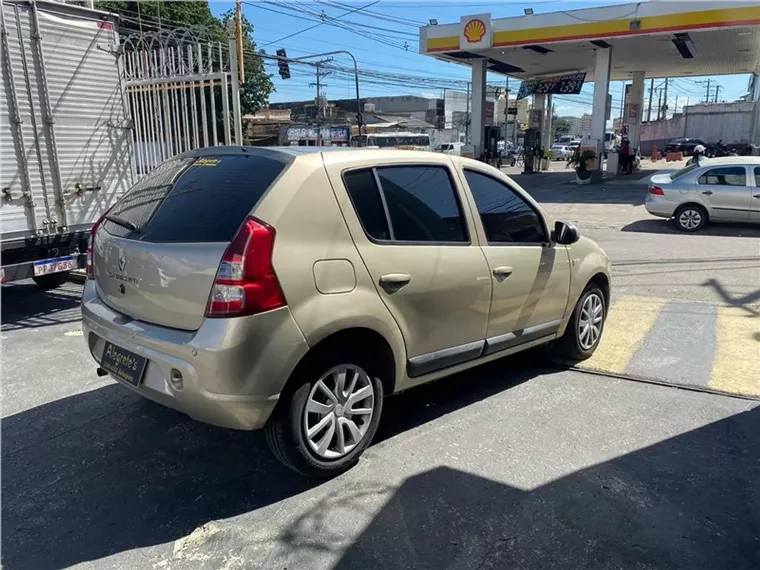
[105,214,139,232]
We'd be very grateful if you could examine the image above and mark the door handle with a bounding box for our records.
[379,273,411,293]
[701,190,713,196]
[753,194,760,199]
[492,266,513,281]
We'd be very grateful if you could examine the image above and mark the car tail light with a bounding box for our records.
[205,217,286,318]
[87,208,112,279]
[649,185,664,196]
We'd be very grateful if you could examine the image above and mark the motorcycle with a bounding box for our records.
[705,144,737,159]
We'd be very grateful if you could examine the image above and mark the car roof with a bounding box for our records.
[697,156,760,166]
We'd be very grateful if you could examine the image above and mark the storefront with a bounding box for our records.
[284,126,351,146]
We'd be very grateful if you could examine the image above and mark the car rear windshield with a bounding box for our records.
[102,153,289,243]
[670,163,700,180]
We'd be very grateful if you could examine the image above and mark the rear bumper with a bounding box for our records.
[81,280,309,430]
[645,194,677,219]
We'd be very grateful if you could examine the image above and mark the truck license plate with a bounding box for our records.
[33,256,74,277]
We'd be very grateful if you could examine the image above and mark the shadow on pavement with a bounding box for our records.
[702,278,760,317]
[1,280,83,332]
[622,219,760,238]
[0,352,544,570]
[286,407,760,570]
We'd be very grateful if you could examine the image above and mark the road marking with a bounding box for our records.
[626,302,717,388]
[580,296,666,375]
[708,306,760,397]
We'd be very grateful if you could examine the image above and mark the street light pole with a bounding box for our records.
[290,50,363,145]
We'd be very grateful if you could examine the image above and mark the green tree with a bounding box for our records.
[554,116,571,138]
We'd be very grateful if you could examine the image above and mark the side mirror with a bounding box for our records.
[553,220,580,245]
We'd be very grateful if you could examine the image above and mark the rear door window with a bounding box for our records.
[102,153,289,243]
[343,165,468,243]
[377,166,468,243]
[697,167,747,187]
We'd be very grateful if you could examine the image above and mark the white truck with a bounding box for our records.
[1,0,131,288]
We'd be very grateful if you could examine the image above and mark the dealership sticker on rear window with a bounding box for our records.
[194,158,220,167]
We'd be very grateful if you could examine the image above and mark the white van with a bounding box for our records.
[436,142,465,155]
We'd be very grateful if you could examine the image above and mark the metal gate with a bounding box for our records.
[121,27,242,176]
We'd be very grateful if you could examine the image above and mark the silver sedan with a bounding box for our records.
[645,156,760,232]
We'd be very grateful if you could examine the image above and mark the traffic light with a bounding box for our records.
[276,48,290,80]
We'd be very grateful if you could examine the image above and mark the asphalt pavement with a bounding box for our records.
[3,164,759,568]
[2,282,758,569]
[506,166,760,398]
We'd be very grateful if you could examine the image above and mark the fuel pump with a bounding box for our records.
[523,128,541,174]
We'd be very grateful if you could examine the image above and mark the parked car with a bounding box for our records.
[500,148,517,166]
[645,156,760,232]
[665,138,706,156]
[81,147,611,477]
[436,142,466,155]
[549,144,571,160]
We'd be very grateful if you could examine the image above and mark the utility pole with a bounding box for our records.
[505,76,509,142]
[705,79,711,103]
[235,0,245,84]
[656,88,663,121]
[662,78,668,120]
[309,60,332,145]
[465,81,471,145]
[714,84,721,103]
[647,78,654,122]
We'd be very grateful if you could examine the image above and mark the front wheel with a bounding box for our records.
[32,271,70,290]
[265,352,384,477]
[556,285,606,361]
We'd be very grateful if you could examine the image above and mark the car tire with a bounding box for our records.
[32,271,70,290]
[265,348,385,477]
[674,204,707,232]
[555,285,606,361]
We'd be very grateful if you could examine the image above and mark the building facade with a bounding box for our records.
[560,116,582,138]
[580,114,593,138]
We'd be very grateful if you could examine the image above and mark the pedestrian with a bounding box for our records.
[693,143,705,166]
[620,137,631,175]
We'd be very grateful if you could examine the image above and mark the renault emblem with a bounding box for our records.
[118,254,127,272]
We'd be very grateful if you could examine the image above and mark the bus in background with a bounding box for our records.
[351,132,432,151]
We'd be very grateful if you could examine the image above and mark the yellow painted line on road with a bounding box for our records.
[579,296,666,375]
[708,306,760,397]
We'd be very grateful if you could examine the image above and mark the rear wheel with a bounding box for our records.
[32,271,70,290]
[265,350,384,477]
[674,204,707,232]
[556,285,606,361]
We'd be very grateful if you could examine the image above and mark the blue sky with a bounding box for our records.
[210,0,753,119]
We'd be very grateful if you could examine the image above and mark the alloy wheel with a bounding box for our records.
[578,293,604,350]
[678,209,702,230]
[303,364,375,460]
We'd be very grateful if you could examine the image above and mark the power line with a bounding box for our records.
[316,0,425,27]
[245,0,413,51]
[260,0,381,48]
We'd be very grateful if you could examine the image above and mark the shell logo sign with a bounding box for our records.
[463,19,486,43]
[459,13,492,50]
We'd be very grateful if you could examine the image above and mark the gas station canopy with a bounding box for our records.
[419,2,760,81]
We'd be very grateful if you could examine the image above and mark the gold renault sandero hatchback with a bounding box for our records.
[82,147,611,476]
